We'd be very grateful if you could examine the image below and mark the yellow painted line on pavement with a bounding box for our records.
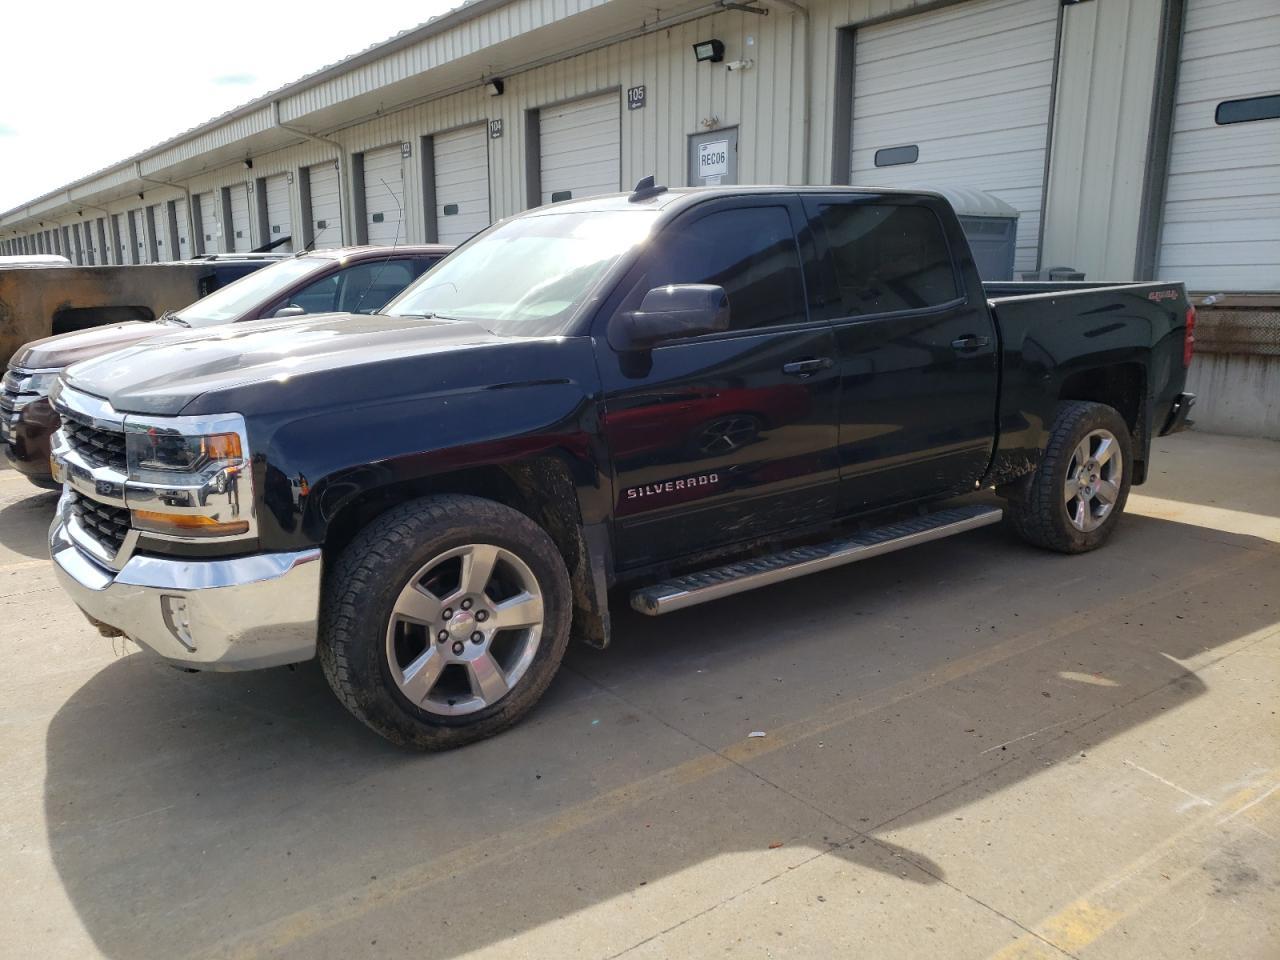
[0,558,51,573]
[987,768,1280,960]
[201,547,1276,960]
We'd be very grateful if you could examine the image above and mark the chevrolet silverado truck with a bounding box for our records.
[4,245,449,487]
[46,183,1196,750]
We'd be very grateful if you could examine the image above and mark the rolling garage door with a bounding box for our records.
[1156,0,1280,291]
[264,173,293,252]
[229,184,252,252]
[851,0,1058,275]
[174,198,190,257]
[363,145,406,245]
[198,193,219,253]
[539,92,621,205]
[308,162,343,247]
[151,203,171,261]
[112,214,128,263]
[433,124,490,244]
[130,209,148,263]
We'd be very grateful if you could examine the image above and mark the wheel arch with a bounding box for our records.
[1056,361,1149,483]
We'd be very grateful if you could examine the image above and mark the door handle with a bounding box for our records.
[951,335,991,351]
[782,357,834,377]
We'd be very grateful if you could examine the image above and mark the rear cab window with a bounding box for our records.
[805,199,961,319]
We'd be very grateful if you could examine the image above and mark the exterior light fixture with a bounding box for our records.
[243,158,254,169]
[486,78,505,97]
[693,39,725,63]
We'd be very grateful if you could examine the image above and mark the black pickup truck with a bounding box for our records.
[46,183,1196,749]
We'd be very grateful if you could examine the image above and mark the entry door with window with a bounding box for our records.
[595,196,840,568]
[803,195,997,513]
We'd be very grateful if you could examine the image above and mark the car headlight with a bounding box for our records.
[124,419,253,539]
[24,371,61,397]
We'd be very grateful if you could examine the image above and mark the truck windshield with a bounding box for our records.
[384,210,658,336]
[170,257,330,328]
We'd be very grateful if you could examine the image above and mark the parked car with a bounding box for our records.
[45,184,1195,750]
[3,245,450,487]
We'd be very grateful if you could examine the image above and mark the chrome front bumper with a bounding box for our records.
[50,517,322,671]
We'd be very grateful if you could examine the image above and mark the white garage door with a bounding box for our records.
[174,198,190,258]
[112,214,128,263]
[1156,0,1280,291]
[433,125,490,244]
[229,184,253,252]
[131,209,149,263]
[364,145,406,245]
[851,0,1059,274]
[197,193,219,253]
[308,162,343,248]
[264,174,293,252]
[539,92,621,205]
[151,203,171,261]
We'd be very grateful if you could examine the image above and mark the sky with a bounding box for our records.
[0,0,460,213]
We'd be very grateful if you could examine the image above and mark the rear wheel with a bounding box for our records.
[1004,400,1132,554]
[319,495,572,749]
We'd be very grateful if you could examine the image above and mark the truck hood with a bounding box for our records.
[11,321,164,371]
[63,313,504,415]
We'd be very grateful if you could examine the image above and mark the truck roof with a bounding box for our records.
[534,183,953,215]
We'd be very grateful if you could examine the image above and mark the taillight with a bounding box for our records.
[1183,306,1196,367]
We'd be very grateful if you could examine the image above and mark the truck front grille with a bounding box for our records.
[1,368,32,443]
[67,490,131,555]
[61,417,128,471]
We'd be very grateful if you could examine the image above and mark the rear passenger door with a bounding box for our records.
[803,195,997,513]
[595,196,841,568]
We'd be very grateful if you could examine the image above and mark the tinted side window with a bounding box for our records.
[289,273,341,314]
[813,203,958,316]
[643,206,806,331]
[336,259,425,314]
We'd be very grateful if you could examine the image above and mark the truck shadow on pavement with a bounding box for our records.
[0,487,58,559]
[41,513,1280,960]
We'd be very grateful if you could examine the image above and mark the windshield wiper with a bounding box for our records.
[395,311,459,322]
[158,310,190,328]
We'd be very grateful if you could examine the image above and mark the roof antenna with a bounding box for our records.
[629,175,667,202]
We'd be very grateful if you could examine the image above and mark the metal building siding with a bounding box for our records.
[229,184,253,252]
[539,92,622,204]
[363,145,407,245]
[433,124,491,244]
[1156,0,1280,291]
[849,0,1059,274]
[264,174,293,251]
[307,163,344,247]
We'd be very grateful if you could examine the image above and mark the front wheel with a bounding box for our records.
[319,495,572,749]
[1004,400,1133,554]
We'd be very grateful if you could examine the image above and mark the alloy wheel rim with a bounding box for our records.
[385,543,544,716]
[1063,428,1123,533]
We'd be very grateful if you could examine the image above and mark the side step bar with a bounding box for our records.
[630,504,1003,616]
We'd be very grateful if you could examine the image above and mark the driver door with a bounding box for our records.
[594,196,841,569]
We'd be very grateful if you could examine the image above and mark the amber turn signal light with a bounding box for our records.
[132,510,250,538]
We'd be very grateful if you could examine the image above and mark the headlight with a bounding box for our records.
[127,429,242,474]
[25,371,61,397]
[124,418,254,540]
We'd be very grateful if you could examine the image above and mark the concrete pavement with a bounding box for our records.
[1,429,1278,959]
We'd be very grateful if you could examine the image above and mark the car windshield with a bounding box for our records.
[170,257,330,328]
[384,210,658,336]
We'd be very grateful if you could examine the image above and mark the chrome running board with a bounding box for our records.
[630,504,1003,616]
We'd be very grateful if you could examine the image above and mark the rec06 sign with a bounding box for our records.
[697,140,729,180]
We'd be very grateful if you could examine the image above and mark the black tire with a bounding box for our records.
[1003,400,1133,554]
[319,495,572,750]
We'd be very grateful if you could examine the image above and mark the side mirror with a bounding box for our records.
[608,284,730,351]
[273,304,306,319]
